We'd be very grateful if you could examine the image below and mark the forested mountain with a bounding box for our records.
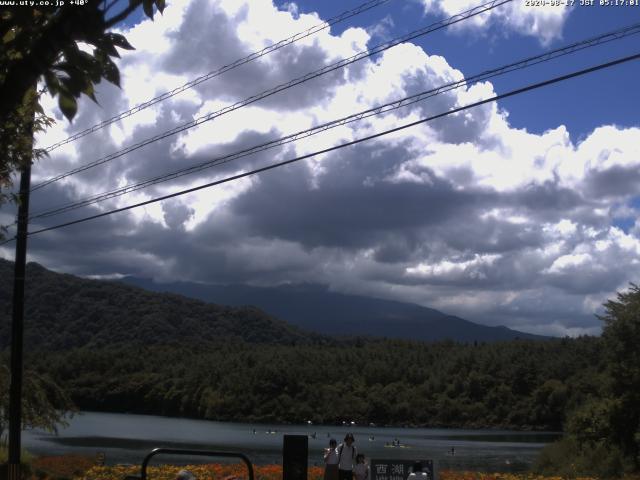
[121,278,546,342]
[0,259,605,432]
[0,259,316,350]
[0,259,543,348]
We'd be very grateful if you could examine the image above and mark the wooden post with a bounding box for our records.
[7,94,34,480]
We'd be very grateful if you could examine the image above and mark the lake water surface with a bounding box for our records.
[23,412,559,473]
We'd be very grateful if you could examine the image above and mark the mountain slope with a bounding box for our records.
[121,278,547,342]
[0,259,316,350]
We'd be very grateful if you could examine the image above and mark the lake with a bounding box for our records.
[22,411,560,473]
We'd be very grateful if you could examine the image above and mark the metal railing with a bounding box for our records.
[128,447,254,480]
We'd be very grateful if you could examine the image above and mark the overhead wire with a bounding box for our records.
[27,21,640,221]
[23,51,640,238]
[31,0,513,191]
[42,0,392,153]
[0,235,16,247]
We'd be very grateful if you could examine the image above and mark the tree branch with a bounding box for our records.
[104,0,120,14]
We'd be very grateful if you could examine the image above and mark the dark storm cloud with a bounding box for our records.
[435,214,544,255]
[161,0,355,111]
[162,199,195,229]
[33,83,128,183]
[186,41,353,111]
[228,142,494,249]
[401,68,495,145]
[162,0,251,76]
[152,128,296,188]
[545,265,628,295]
[111,100,204,185]
[584,164,640,199]
[509,179,585,216]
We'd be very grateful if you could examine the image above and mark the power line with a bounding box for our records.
[25,51,640,238]
[0,236,16,247]
[31,0,513,191]
[42,0,392,153]
[28,22,640,221]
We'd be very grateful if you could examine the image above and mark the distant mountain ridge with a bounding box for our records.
[121,277,548,342]
[0,259,316,350]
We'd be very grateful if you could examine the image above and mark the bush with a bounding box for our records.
[534,436,632,478]
[0,445,33,478]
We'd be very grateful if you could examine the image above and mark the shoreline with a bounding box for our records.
[69,409,563,433]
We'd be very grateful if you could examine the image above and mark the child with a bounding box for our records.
[353,453,369,480]
[324,438,339,480]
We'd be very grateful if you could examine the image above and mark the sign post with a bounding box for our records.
[283,434,308,480]
[370,459,436,480]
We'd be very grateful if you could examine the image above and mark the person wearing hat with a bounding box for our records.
[337,433,357,480]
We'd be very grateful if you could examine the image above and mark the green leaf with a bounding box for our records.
[106,33,134,51]
[58,93,78,121]
[142,0,154,20]
[83,83,98,104]
[44,72,60,96]
[2,27,15,44]
[101,56,120,87]
[88,51,105,83]
[96,39,120,58]
[62,45,96,72]
[155,0,166,14]
[61,74,88,97]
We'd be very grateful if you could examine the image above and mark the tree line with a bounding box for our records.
[23,337,602,431]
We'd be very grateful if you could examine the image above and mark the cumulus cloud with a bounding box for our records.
[2,0,638,338]
[419,0,570,45]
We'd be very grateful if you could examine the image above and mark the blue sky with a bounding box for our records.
[281,0,640,141]
[2,0,640,337]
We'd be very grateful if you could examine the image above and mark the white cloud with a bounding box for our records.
[406,253,500,280]
[545,252,592,274]
[14,0,640,338]
[419,0,570,45]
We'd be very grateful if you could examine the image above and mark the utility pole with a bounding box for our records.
[7,96,34,480]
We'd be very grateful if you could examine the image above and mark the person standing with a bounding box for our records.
[324,438,339,480]
[353,454,369,480]
[337,433,357,480]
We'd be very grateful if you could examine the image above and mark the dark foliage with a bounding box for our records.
[534,283,640,476]
[25,338,604,430]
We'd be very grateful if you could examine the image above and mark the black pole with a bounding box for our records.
[7,132,33,480]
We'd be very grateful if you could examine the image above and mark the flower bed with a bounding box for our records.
[80,463,324,480]
[31,455,96,479]
[23,456,640,480]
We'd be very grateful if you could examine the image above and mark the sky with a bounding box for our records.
[1,0,640,337]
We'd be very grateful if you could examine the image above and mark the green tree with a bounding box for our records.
[599,283,640,470]
[0,362,75,441]
[0,0,166,211]
[536,284,640,477]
